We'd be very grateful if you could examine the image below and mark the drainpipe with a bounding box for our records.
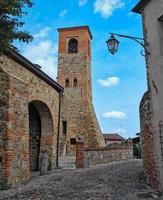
[56,92,63,168]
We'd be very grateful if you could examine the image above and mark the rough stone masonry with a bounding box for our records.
[0,50,63,188]
[57,26,105,156]
[0,26,106,189]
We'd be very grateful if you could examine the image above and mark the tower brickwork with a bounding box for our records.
[57,26,105,155]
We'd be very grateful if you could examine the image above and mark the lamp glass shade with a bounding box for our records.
[106,35,119,55]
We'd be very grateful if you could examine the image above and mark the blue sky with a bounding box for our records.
[18,0,147,139]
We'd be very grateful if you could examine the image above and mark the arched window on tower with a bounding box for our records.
[68,38,78,53]
[73,78,77,87]
[65,79,69,87]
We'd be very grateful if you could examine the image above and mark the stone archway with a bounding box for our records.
[29,103,41,171]
[28,101,54,172]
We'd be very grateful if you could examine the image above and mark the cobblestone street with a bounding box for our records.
[0,160,159,200]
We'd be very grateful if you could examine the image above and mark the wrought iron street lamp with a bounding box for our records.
[106,34,119,55]
[106,32,150,56]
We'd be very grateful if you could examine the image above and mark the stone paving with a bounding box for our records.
[0,160,161,200]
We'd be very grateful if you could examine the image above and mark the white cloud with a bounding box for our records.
[78,0,87,6]
[59,9,67,17]
[102,111,127,119]
[94,0,124,19]
[34,27,50,39]
[97,76,120,87]
[22,28,58,80]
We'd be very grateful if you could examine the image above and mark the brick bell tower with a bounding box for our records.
[57,26,105,155]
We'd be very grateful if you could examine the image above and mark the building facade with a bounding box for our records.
[0,50,63,188]
[0,25,105,188]
[103,134,125,146]
[57,26,105,155]
[133,0,163,191]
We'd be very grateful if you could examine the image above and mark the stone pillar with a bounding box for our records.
[1,75,31,188]
[76,139,84,168]
[40,152,49,175]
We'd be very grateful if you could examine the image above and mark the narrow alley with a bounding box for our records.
[0,160,159,200]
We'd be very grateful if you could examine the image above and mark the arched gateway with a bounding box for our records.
[0,49,63,188]
[29,101,54,172]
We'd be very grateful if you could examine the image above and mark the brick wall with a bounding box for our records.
[140,91,159,189]
[77,141,133,168]
[76,140,84,168]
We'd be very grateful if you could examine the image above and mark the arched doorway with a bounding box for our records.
[29,103,41,171]
[28,101,54,172]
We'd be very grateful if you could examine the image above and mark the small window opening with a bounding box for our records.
[158,16,163,55]
[65,79,69,87]
[70,138,76,145]
[62,121,67,136]
[159,121,163,160]
[74,78,77,87]
[68,38,78,53]
[158,15,163,21]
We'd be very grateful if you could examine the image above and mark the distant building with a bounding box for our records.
[132,134,141,159]
[103,134,125,146]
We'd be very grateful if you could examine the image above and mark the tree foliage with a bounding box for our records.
[0,0,33,53]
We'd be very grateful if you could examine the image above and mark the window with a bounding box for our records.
[65,79,69,87]
[73,78,77,87]
[158,15,163,55]
[68,38,78,53]
[159,121,163,159]
[158,15,163,21]
[70,138,76,145]
[62,121,67,136]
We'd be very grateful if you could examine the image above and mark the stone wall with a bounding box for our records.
[82,141,133,168]
[140,91,159,189]
[0,53,62,188]
[0,72,9,188]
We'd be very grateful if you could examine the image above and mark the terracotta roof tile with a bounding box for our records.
[103,133,125,141]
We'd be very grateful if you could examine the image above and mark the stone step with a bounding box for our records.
[59,156,76,163]
[59,156,76,169]
[59,163,76,169]
[59,138,67,155]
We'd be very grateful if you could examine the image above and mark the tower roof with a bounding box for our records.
[132,0,151,14]
[103,134,125,141]
[57,26,93,40]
